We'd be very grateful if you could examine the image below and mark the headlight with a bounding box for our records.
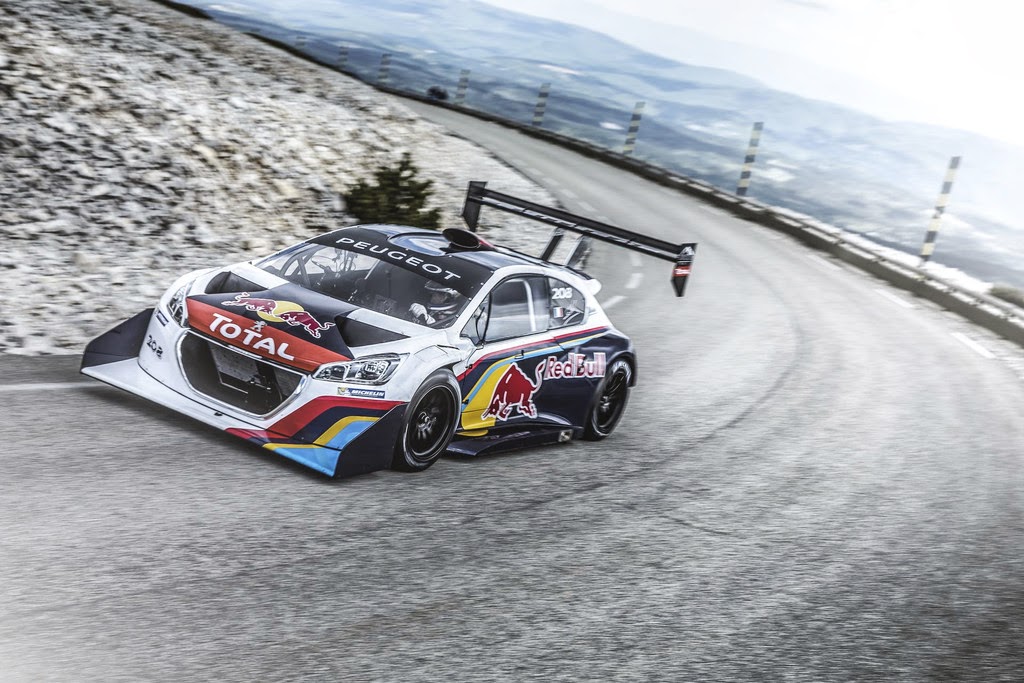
[313,354,403,385]
[166,283,190,327]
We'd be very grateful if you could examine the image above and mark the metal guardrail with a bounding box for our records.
[395,89,1024,347]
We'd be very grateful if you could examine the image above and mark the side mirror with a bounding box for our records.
[462,296,491,346]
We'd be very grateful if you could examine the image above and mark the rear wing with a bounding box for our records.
[461,181,697,297]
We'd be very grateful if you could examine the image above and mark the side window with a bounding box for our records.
[548,277,586,329]
[485,277,549,341]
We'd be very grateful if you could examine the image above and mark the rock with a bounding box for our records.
[243,237,270,252]
[271,178,301,201]
[192,143,220,167]
[73,252,103,272]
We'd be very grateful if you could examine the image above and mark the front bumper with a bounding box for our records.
[81,311,405,477]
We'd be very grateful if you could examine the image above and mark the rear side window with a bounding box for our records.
[547,277,586,329]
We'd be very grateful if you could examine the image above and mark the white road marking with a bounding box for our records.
[0,381,96,393]
[625,272,644,289]
[951,333,996,359]
[807,254,840,271]
[629,252,642,267]
[874,288,915,309]
[600,295,627,310]
[578,200,596,213]
[561,188,578,199]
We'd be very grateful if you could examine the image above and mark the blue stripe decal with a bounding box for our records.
[324,421,375,450]
[269,446,342,476]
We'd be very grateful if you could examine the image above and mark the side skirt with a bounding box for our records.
[447,425,583,457]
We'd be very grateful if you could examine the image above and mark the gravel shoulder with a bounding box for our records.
[0,0,554,355]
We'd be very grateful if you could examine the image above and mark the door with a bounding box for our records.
[457,275,604,432]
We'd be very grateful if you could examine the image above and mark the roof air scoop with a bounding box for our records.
[442,227,493,251]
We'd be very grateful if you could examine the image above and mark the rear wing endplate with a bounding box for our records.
[461,181,697,296]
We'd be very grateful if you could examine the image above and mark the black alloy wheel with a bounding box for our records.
[583,358,632,440]
[393,370,460,471]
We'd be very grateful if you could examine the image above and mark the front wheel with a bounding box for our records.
[583,358,632,440]
[392,370,461,472]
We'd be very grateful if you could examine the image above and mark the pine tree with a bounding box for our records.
[344,153,442,229]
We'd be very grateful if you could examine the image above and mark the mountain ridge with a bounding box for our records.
[190,0,1024,288]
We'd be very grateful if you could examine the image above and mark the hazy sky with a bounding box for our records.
[481,0,1023,145]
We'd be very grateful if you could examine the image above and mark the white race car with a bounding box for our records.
[82,183,696,477]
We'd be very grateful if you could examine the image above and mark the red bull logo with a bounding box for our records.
[482,364,540,421]
[222,293,277,314]
[481,352,605,422]
[223,293,336,339]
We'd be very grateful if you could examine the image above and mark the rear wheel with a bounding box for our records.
[392,370,461,472]
[583,358,632,440]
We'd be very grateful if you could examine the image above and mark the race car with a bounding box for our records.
[82,182,696,478]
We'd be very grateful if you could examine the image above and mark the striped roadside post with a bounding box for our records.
[532,83,551,127]
[455,69,470,105]
[736,122,763,196]
[295,35,307,49]
[378,53,392,85]
[337,45,348,70]
[919,156,962,264]
[622,101,644,155]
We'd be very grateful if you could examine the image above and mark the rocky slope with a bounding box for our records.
[0,0,553,354]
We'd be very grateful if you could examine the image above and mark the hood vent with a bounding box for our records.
[337,317,408,347]
[205,271,264,295]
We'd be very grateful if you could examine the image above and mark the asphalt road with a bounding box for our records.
[2,101,1023,682]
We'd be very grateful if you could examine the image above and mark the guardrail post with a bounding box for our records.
[532,83,551,127]
[378,53,392,85]
[337,45,348,70]
[919,156,962,264]
[623,101,644,155]
[736,122,763,196]
[455,69,470,105]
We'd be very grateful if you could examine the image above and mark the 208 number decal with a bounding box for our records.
[552,287,574,300]
[146,334,163,359]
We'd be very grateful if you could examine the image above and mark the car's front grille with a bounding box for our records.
[179,333,303,416]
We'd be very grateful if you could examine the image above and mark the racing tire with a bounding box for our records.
[583,358,632,441]
[392,369,461,472]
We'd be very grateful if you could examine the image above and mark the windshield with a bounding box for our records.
[257,243,474,328]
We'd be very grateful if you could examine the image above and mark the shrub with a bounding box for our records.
[990,284,1024,308]
[344,153,442,229]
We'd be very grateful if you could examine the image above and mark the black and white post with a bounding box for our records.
[736,122,763,197]
[623,101,644,156]
[455,69,470,106]
[532,83,551,127]
[337,45,348,70]
[919,156,962,265]
[378,53,392,85]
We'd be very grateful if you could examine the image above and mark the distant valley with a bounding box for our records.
[188,0,1024,288]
